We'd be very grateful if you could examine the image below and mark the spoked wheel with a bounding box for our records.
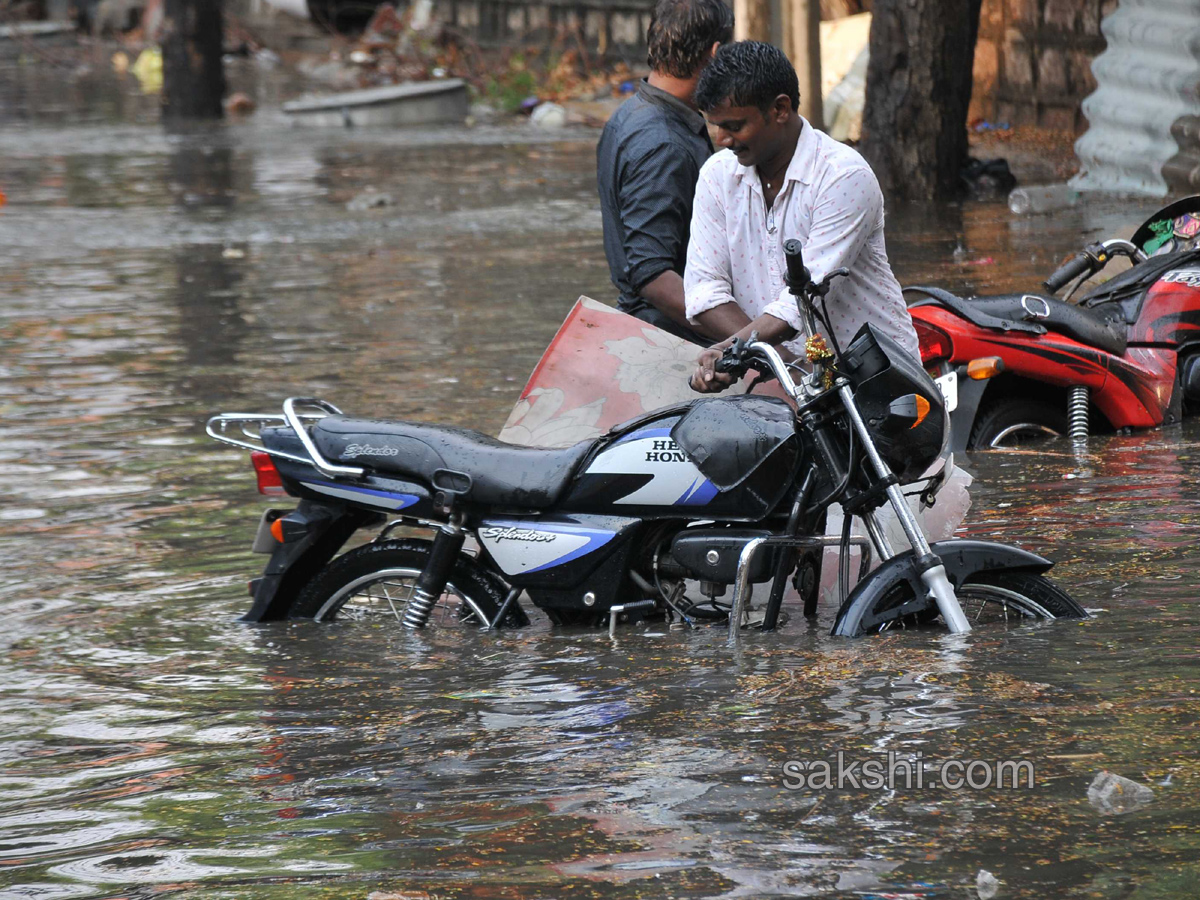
[970,399,1067,449]
[291,539,525,628]
[852,570,1087,635]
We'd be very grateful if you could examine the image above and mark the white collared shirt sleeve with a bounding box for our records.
[684,161,738,322]
[762,165,882,328]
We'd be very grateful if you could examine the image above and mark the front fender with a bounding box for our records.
[831,539,1053,637]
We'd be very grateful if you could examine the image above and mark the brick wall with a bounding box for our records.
[972,0,1115,131]
[435,0,656,60]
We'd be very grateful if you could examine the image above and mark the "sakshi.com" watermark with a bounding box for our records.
[781,751,1035,791]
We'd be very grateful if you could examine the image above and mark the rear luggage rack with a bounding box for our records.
[206,397,366,479]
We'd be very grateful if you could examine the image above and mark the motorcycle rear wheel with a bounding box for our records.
[291,538,523,628]
[859,570,1086,635]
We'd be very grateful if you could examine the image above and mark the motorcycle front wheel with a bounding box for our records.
[291,538,526,628]
[856,570,1087,635]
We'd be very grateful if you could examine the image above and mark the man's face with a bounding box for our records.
[705,96,788,168]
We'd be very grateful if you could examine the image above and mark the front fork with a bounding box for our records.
[836,384,971,634]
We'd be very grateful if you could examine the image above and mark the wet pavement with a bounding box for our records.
[2,54,1199,900]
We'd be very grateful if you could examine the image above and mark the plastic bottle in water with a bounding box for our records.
[1008,183,1082,215]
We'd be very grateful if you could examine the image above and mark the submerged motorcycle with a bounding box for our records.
[208,242,1086,637]
[908,196,1200,450]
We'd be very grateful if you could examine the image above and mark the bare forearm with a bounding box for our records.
[692,301,752,342]
[712,313,796,350]
[637,271,691,330]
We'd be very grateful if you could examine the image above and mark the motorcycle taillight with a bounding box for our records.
[914,320,953,363]
[250,451,286,496]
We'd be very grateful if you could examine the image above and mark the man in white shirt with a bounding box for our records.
[685,41,919,392]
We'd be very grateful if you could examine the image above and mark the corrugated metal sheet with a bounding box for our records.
[1072,0,1200,196]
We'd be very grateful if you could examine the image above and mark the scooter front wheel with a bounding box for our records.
[970,398,1067,449]
[290,538,524,628]
[860,570,1086,635]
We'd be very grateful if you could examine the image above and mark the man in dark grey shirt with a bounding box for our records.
[596,0,733,344]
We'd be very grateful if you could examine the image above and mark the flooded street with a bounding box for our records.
[2,55,1199,900]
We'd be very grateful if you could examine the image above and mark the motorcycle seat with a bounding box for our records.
[309,416,594,509]
[964,293,1127,356]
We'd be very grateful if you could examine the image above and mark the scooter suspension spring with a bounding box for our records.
[401,588,439,629]
[1068,385,1089,443]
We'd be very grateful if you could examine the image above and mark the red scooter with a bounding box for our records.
[907,198,1200,449]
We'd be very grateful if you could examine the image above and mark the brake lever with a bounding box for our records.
[812,267,851,297]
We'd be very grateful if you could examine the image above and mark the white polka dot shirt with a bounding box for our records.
[684,118,920,360]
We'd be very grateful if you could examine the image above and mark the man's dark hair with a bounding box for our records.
[646,0,734,79]
[695,40,800,114]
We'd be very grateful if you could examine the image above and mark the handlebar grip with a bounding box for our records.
[1044,252,1095,292]
[783,239,810,292]
[713,356,736,374]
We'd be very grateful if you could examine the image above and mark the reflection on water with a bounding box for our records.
[2,60,1199,900]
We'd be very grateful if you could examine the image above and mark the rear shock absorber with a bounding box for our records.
[403,516,466,628]
[1068,385,1089,443]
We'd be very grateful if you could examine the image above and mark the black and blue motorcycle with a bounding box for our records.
[208,243,1086,637]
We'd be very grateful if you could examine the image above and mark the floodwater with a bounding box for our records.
[2,47,1199,900]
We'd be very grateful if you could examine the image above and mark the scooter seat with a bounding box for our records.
[964,292,1127,356]
[310,416,594,509]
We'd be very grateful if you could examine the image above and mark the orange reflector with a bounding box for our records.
[967,356,1005,380]
[270,518,285,543]
[910,394,931,428]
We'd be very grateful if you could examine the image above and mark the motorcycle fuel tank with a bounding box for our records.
[561,411,797,521]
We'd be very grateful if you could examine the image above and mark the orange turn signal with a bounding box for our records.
[910,394,931,428]
[270,518,285,543]
[966,356,1005,380]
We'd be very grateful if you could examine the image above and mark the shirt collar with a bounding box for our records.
[637,79,708,136]
[734,117,818,191]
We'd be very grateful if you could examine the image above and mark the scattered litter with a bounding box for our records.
[530,102,567,129]
[130,47,162,94]
[224,92,255,115]
[347,190,397,211]
[221,247,246,260]
[961,157,1016,199]
[1008,183,1081,216]
[254,48,281,69]
[976,868,1000,899]
[1087,770,1154,815]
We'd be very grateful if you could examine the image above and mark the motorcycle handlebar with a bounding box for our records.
[784,239,810,293]
[1044,251,1096,293]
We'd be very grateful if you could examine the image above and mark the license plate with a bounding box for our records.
[934,371,958,413]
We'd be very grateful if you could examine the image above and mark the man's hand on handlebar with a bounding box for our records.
[688,315,796,393]
[689,346,736,393]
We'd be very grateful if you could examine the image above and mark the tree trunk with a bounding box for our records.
[860,0,982,200]
[782,0,823,130]
[734,0,771,43]
[162,0,226,121]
